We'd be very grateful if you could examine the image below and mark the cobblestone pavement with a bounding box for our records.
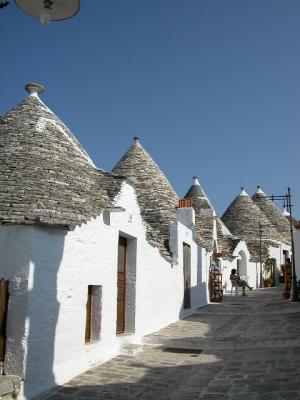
[40,288,300,400]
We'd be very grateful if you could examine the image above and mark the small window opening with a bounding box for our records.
[85,285,102,343]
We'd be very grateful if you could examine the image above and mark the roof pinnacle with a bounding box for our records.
[239,187,249,197]
[25,83,44,97]
[255,186,266,196]
[133,136,140,145]
[192,176,200,186]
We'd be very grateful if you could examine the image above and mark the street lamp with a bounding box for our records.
[14,0,80,24]
[258,222,276,288]
[269,188,297,302]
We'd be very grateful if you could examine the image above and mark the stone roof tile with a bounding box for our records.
[112,137,178,260]
[184,177,214,250]
[184,176,235,258]
[0,84,124,228]
[252,186,291,245]
[222,187,284,260]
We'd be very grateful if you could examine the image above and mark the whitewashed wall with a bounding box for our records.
[269,243,291,285]
[2,182,207,399]
[221,241,291,293]
[295,227,300,281]
[169,207,208,318]
[0,225,32,380]
[221,241,256,292]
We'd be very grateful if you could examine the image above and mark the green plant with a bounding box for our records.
[264,258,275,279]
[263,258,275,287]
[263,277,272,287]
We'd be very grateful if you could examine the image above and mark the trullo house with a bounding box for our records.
[222,187,291,287]
[183,177,250,292]
[0,84,208,399]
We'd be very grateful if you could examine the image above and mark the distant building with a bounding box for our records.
[222,187,291,287]
[183,177,249,292]
[294,221,300,281]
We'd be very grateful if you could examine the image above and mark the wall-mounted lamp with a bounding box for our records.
[0,1,9,9]
[15,0,80,24]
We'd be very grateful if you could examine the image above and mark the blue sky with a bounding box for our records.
[1,0,300,218]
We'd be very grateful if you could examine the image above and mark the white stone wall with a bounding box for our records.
[221,241,292,293]
[295,228,300,281]
[0,225,32,379]
[168,208,208,320]
[197,247,209,307]
[221,241,256,292]
[268,243,291,285]
[2,182,208,399]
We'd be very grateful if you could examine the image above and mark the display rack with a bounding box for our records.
[209,268,223,303]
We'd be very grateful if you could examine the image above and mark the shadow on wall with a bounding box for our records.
[178,284,207,321]
[196,245,208,306]
[179,246,207,320]
[24,227,66,400]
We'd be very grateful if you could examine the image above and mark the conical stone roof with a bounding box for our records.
[112,137,178,260]
[222,188,283,261]
[184,177,214,250]
[216,219,238,260]
[0,83,124,228]
[184,177,235,258]
[252,187,291,245]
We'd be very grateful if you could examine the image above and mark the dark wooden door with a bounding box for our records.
[85,286,92,343]
[0,279,9,361]
[117,237,127,334]
[183,244,191,309]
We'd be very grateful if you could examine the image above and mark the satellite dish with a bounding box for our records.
[15,0,80,24]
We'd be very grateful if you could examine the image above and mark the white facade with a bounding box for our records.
[0,86,295,400]
[221,241,255,291]
[0,180,293,399]
[1,182,208,399]
[268,242,291,284]
[294,225,300,281]
[221,241,291,292]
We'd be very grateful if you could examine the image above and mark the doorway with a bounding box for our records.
[237,251,247,279]
[117,236,127,334]
[116,235,137,335]
[183,243,191,309]
[0,279,9,363]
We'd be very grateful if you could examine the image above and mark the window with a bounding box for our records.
[85,285,102,343]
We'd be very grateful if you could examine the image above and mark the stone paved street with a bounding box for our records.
[39,288,300,400]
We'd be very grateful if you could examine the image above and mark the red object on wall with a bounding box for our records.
[178,198,193,208]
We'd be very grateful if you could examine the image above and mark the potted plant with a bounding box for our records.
[263,277,272,287]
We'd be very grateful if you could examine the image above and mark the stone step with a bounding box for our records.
[119,342,144,356]
[0,375,22,399]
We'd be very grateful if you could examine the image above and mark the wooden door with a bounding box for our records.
[0,279,9,361]
[183,244,191,309]
[85,286,92,343]
[117,237,127,334]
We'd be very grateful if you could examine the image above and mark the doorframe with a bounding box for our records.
[0,279,9,363]
[116,233,137,335]
[183,243,191,309]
